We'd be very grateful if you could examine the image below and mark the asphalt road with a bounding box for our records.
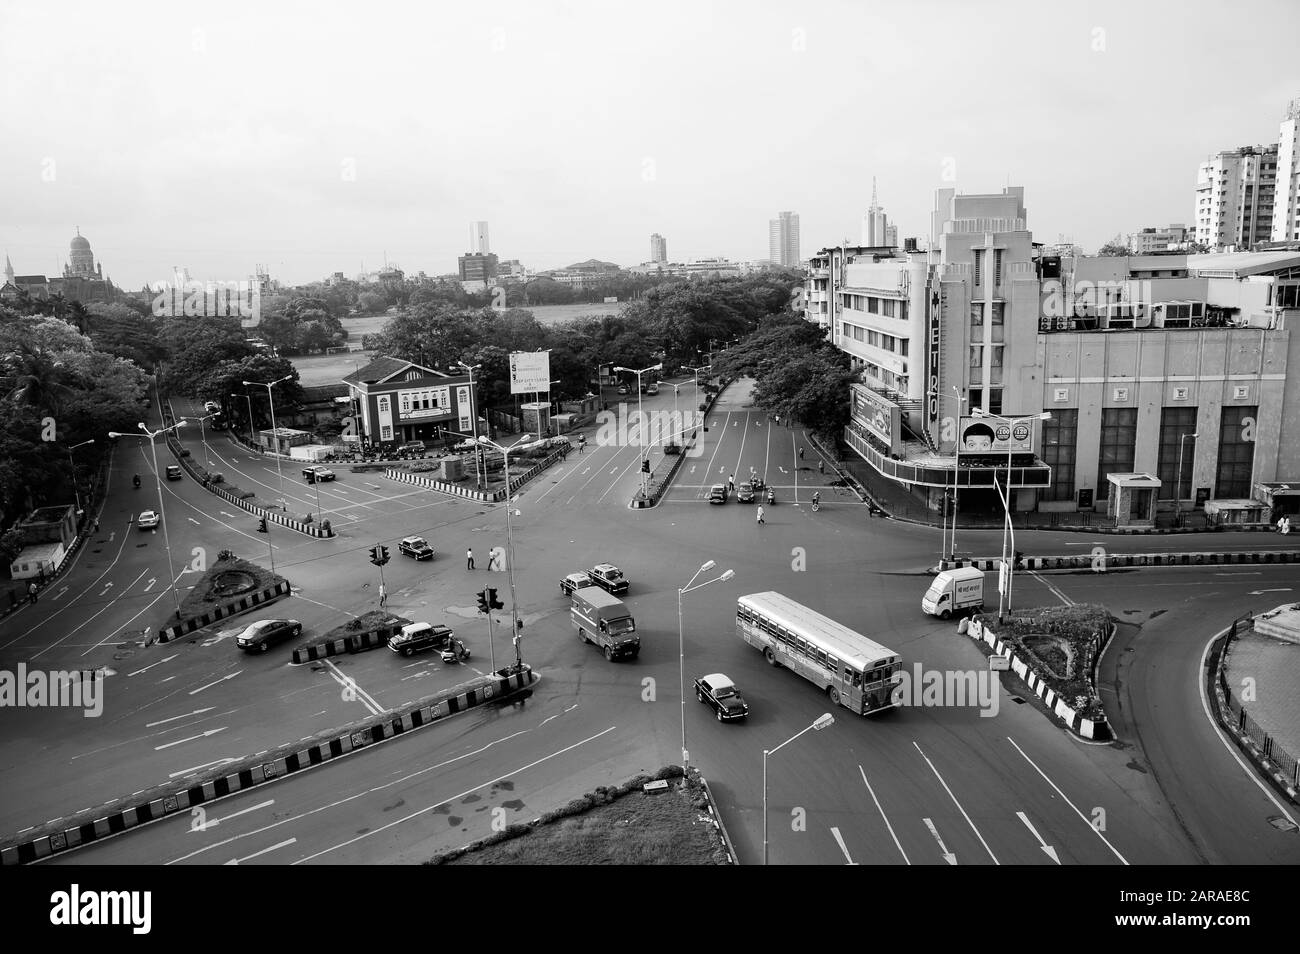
[4,378,1298,864]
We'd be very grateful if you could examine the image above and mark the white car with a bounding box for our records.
[137,510,160,530]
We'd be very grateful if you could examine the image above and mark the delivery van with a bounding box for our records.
[571,587,639,661]
[922,566,985,618]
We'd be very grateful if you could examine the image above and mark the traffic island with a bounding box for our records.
[157,555,289,642]
[960,604,1114,741]
[425,765,735,865]
[291,611,412,662]
[0,665,540,865]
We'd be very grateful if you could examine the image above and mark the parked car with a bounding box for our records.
[617,384,629,395]
[137,510,160,530]
[302,465,335,482]
[707,484,728,504]
[588,563,629,595]
[236,618,302,653]
[165,465,183,481]
[695,673,749,721]
[398,441,427,455]
[735,480,755,503]
[399,535,435,560]
[204,401,221,414]
[387,621,455,657]
[646,383,659,395]
[559,571,596,596]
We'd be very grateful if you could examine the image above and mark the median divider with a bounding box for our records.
[157,580,290,642]
[292,621,406,663]
[384,447,565,503]
[942,549,1300,573]
[0,665,540,865]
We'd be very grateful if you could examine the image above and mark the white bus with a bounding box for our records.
[737,592,902,715]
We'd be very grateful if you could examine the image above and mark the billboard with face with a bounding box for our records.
[960,416,1033,454]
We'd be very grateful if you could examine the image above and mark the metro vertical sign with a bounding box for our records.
[927,289,942,426]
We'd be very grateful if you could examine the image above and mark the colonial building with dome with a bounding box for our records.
[1,229,119,305]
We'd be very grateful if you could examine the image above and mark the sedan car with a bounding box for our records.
[235,618,302,653]
[707,484,728,504]
[302,465,335,482]
[137,510,160,530]
[589,563,629,595]
[617,384,629,395]
[399,535,435,560]
[735,481,755,503]
[387,621,455,657]
[165,465,183,481]
[695,673,749,721]
[559,571,596,596]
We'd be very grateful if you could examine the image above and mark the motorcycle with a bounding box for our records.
[811,494,820,512]
[440,639,471,664]
[133,474,141,489]
[766,489,775,506]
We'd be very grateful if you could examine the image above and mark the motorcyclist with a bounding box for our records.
[812,491,820,508]
[766,487,775,505]
[133,474,141,488]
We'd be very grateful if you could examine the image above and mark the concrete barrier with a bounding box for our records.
[158,580,290,642]
[0,666,539,865]
[385,448,565,504]
[291,622,406,662]
[942,550,1300,573]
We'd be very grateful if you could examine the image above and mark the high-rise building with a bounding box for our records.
[650,233,667,263]
[1195,145,1277,250]
[458,252,498,283]
[769,211,800,267]
[862,179,892,247]
[1273,99,1300,243]
[470,221,490,255]
[1130,224,1190,254]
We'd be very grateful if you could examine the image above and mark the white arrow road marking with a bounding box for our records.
[220,511,236,518]
[155,727,227,750]
[1016,811,1061,864]
[1216,571,1261,576]
[923,818,958,865]
[189,671,242,695]
[225,838,298,864]
[51,586,69,601]
[914,742,999,864]
[143,578,157,592]
[127,654,179,677]
[1249,588,1292,595]
[829,827,857,864]
[858,765,910,864]
[689,465,696,474]
[200,799,275,831]
[146,707,215,727]
[169,757,238,779]
[98,583,113,596]
[187,517,200,525]
[108,531,115,542]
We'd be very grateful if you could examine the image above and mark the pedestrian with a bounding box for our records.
[818,459,825,475]
[774,414,780,426]
[92,517,99,534]
[1282,516,1292,535]
[799,447,805,460]
[378,582,387,607]
[728,474,735,492]
[756,505,765,525]
[28,581,38,604]
[467,547,475,570]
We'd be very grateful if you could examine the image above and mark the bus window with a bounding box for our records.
[851,670,861,688]
[826,655,839,676]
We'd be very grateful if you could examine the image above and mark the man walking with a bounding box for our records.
[467,547,475,570]
[818,459,825,475]
[728,474,735,493]
[378,581,387,607]
[756,504,765,525]
[29,581,39,604]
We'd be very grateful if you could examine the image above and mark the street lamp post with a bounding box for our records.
[66,438,95,519]
[613,363,663,500]
[182,413,217,469]
[1177,432,1198,516]
[763,713,835,865]
[108,422,187,618]
[476,432,533,672]
[946,386,968,563]
[677,562,735,769]
[456,361,484,488]
[231,392,255,445]
[243,374,293,510]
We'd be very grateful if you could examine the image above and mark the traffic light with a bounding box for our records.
[379,545,390,564]
[258,517,268,533]
[369,546,380,566]
[476,589,490,614]
[641,458,650,473]
[488,587,503,610]
[516,618,524,630]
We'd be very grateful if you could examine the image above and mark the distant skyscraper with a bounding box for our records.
[650,233,667,263]
[862,179,892,246]
[768,211,800,266]
[470,221,490,255]
[1273,98,1300,243]
[1195,145,1276,249]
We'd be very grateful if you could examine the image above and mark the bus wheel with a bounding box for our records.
[828,687,841,706]
[764,648,777,666]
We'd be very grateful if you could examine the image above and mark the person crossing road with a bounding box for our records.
[756,505,765,525]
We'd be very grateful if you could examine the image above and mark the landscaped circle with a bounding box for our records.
[209,570,258,599]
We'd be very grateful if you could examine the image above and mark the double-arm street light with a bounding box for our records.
[231,391,255,445]
[243,374,293,510]
[66,439,95,518]
[686,364,711,414]
[678,561,735,770]
[108,421,187,618]
[613,363,663,500]
[476,432,534,672]
[456,361,484,488]
[971,408,1051,621]
[763,712,835,865]
[182,412,218,469]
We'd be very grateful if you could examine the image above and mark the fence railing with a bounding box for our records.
[1216,615,1300,791]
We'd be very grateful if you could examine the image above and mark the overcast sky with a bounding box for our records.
[3,0,1298,289]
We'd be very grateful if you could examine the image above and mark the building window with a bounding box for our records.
[1215,405,1257,499]
[1157,407,1198,500]
[973,249,983,286]
[969,346,984,385]
[1041,409,1077,502]
[970,302,983,328]
[899,340,909,357]
[986,388,1003,415]
[989,345,1004,385]
[1097,407,1138,492]
[995,249,1003,286]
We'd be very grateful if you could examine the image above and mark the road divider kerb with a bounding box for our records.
[291,622,406,663]
[157,580,290,642]
[384,447,565,503]
[0,666,540,865]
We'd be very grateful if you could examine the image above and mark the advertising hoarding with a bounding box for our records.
[959,416,1033,454]
[509,352,551,394]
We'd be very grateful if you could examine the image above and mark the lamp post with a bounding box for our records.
[1177,432,1198,515]
[456,361,484,488]
[946,386,968,563]
[677,562,735,770]
[686,364,710,413]
[243,374,293,510]
[231,391,255,445]
[66,438,94,519]
[614,363,663,500]
[763,712,835,865]
[546,378,562,436]
[972,408,1051,622]
[476,432,533,671]
[182,413,217,469]
[108,421,187,618]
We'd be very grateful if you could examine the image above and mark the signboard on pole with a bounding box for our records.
[997,559,1009,595]
[509,352,551,394]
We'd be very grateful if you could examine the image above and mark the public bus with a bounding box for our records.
[736,592,902,715]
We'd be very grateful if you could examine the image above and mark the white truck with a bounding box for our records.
[922,566,985,619]
[571,588,639,661]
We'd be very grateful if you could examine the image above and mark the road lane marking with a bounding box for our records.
[128,654,179,677]
[829,827,857,864]
[1005,736,1130,864]
[323,659,382,715]
[200,799,275,830]
[189,671,242,695]
[858,765,910,864]
[26,567,148,661]
[79,568,190,657]
[922,817,957,865]
[146,707,215,727]
[187,517,200,525]
[98,583,114,597]
[51,586,69,601]
[1016,811,1061,864]
[1028,571,1074,606]
[155,727,227,750]
[913,741,999,864]
[1249,587,1292,594]
[225,838,297,864]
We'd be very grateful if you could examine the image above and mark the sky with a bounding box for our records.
[2,0,1298,289]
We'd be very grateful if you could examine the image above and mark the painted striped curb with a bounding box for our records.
[942,550,1300,572]
[961,617,1111,741]
[291,623,406,662]
[385,448,565,503]
[0,666,539,865]
[157,580,290,641]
